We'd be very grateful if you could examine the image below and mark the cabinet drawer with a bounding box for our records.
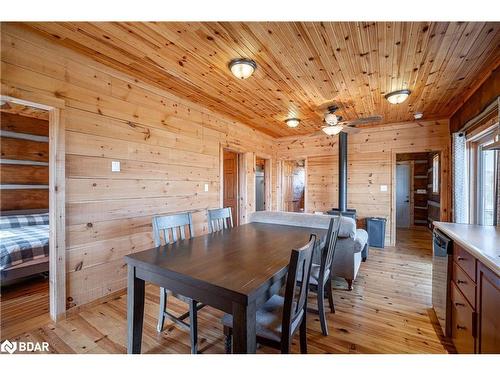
[453,261,476,309]
[451,282,476,354]
[453,244,476,282]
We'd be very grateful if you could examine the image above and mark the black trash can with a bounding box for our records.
[366,217,387,248]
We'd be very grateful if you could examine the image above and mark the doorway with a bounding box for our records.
[0,100,52,338]
[282,159,306,212]
[255,157,266,211]
[395,151,442,245]
[223,149,239,225]
[0,95,66,325]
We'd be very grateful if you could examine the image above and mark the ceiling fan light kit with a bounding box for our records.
[285,118,301,128]
[322,125,343,136]
[325,112,340,125]
[385,89,411,104]
[228,58,257,79]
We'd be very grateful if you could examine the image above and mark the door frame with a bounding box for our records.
[219,145,247,225]
[391,147,450,246]
[255,155,272,211]
[279,158,307,213]
[1,94,66,322]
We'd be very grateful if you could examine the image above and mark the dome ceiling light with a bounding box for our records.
[285,118,301,128]
[385,89,411,104]
[228,58,257,79]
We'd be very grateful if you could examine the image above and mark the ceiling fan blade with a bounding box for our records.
[346,115,383,126]
[342,126,361,134]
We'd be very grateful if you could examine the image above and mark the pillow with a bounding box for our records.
[0,213,49,230]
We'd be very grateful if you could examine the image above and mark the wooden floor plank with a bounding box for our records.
[0,227,452,353]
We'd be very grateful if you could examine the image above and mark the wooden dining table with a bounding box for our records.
[124,221,326,354]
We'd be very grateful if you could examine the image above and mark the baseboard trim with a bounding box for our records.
[65,287,127,318]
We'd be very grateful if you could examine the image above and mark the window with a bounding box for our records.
[478,138,497,225]
[432,154,439,194]
[468,127,498,225]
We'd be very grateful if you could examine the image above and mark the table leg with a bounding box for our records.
[127,265,145,354]
[231,301,256,354]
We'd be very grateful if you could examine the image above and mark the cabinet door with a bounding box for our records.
[451,282,476,353]
[477,262,500,353]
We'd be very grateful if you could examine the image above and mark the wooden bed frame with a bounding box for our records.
[1,257,49,283]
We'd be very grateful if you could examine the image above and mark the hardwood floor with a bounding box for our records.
[0,275,50,340]
[1,227,453,353]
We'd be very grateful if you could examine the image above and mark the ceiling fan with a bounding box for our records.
[313,104,383,136]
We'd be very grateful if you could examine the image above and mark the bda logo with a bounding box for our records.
[1,339,17,354]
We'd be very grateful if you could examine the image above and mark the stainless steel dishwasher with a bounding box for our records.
[432,228,453,337]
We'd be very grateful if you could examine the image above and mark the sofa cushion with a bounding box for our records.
[249,211,356,239]
[352,229,368,253]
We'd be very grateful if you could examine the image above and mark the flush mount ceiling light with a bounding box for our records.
[385,89,411,104]
[322,124,343,136]
[228,58,257,79]
[285,118,301,128]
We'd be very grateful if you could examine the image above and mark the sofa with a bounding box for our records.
[249,211,369,290]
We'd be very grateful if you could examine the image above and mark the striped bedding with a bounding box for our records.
[0,214,49,270]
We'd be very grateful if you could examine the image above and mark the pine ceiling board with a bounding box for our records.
[21,22,500,138]
[445,23,500,113]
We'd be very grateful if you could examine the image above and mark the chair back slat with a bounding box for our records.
[319,215,342,281]
[281,234,316,345]
[207,207,233,233]
[152,212,194,246]
[179,225,186,240]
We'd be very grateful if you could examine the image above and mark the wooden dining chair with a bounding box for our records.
[305,215,342,336]
[207,207,233,233]
[152,212,204,354]
[222,234,317,354]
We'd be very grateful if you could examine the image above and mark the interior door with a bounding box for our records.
[282,161,294,212]
[396,163,411,228]
[223,150,238,225]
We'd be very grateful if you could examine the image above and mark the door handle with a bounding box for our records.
[405,200,409,203]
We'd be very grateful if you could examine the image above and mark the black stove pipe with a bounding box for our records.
[338,131,348,212]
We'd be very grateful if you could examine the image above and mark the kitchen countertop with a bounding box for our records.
[434,222,500,276]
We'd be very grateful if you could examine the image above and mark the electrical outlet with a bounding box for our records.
[204,183,209,192]
[380,185,388,192]
[111,161,120,172]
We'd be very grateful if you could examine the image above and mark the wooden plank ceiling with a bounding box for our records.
[23,22,500,137]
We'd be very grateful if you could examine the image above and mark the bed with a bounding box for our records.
[0,213,49,282]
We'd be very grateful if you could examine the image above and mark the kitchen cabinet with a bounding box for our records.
[476,262,500,353]
[450,243,500,353]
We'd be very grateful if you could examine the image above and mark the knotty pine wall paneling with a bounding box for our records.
[1,23,276,309]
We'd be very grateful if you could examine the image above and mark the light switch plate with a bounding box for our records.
[111,161,120,172]
[204,183,209,192]
[380,185,388,192]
